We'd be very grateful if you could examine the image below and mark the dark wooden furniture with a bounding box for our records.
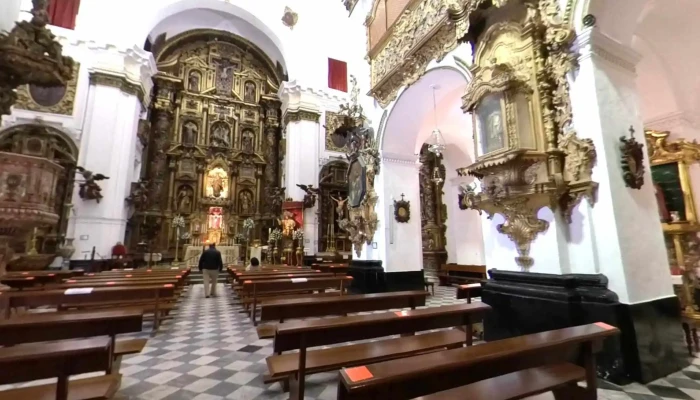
[0,309,145,374]
[337,322,620,400]
[456,283,482,303]
[4,285,175,332]
[267,302,490,399]
[241,276,353,325]
[424,281,435,296]
[313,264,350,275]
[438,264,486,286]
[0,337,116,400]
[256,291,428,338]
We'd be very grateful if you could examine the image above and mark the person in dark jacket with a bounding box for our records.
[198,243,224,298]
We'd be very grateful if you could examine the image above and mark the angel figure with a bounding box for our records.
[76,166,109,203]
[297,184,320,209]
[330,194,348,219]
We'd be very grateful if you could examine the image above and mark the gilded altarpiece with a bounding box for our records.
[128,30,283,255]
[419,145,447,278]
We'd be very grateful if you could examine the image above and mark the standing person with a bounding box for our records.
[198,243,223,298]
[246,257,260,272]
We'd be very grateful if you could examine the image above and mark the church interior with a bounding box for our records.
[2,0,700,399]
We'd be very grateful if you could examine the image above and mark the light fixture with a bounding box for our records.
[431,166,444,184]
[426,84,446,156]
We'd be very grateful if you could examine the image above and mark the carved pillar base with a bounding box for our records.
[0,236,14,291]
[422,251,446,282]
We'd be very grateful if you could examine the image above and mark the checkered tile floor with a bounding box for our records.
[115,285,700,399]
[4,285,700,399]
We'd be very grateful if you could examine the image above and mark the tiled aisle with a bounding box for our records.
[115,285,700,400]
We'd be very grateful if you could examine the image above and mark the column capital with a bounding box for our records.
[278,80,349,115]
[575,28,642,75]
[80,43,156,108]
[381,151,420,167]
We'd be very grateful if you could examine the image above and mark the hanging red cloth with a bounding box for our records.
[47,0,81,30]
[328,58,348,92]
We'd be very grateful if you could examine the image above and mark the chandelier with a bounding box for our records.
[425,84,446,157]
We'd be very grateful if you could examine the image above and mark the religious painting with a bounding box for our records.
[207,206,224,243]
[241,129,255,153]
[181,120,198,145]
[210,121,231,147]
[651,162,686,222]
[347,158,366,208]
[244,81,256,103]
[205,167,229,199]
[238,190,254,215]
[475,94,506,156]
[29,84,67,107]
[187,71,201,92]
[175,185,194,213]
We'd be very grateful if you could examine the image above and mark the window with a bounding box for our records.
[48,0,81,30]
[328,58,348,92]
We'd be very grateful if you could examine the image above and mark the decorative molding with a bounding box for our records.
[575,28,642,74]
[645,111,699,132]
[324,110,347,152]
[283,109,321,125]
[89,71,146,107]
[367,0,479,108]
[381,151,419,166]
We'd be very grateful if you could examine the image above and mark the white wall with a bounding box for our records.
[381,154,423,272]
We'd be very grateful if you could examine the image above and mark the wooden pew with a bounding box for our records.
[337,322,620,400]
[456,283,482,303]
[4,285,175,332]
[0,310,145,374]
[242,276,353,325]
[0,337,117,400]
[313,264,350,275]
[438,264,486,286]
[256,290,428,338]
[267,302,490,398]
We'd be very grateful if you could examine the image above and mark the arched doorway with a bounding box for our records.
[0,124,78,254]
[318,160,351,253]
[380,66,484,274]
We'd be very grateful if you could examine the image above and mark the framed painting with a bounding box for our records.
[347,158,366,208]
[474,93,507,156]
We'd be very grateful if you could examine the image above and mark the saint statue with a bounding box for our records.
[182,121,197,145]
[211,123,230,147]
[240,191,252,214]
[211,175,224,198]
[176,187,192,213]
[330,194,348,219]
[244,81,256,103]
[188,72,200,92]
[241,131,254,153]
[209,213,222,230]
[278,211,297,237]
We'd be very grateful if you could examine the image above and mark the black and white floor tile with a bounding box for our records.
[113,285,700,399]
[4,284,700,399]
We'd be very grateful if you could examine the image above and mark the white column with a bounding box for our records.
[378,153,423,272]
[446,176,485,265]
[568,28,673,304]
[69,47,156,260]
[278,82,323,245]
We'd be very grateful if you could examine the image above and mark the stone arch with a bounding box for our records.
[380,65,484,272]
[0,124,79,164]
[140,0,288,73]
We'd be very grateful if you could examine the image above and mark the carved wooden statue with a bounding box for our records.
[76,166,109,203]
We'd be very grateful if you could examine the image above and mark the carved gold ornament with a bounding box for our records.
[281,7,298,30]
[646,130,700,165]
[457,0,597,269]
[367,0,486,108]
[324,111,349,152]
[394,194,411,223]
[336,79,381,257]
[14,62,80,116]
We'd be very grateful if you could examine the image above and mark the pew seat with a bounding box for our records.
[114,339,148,357]
[265,329,465,383]
[412,363,585,400]
[0,374,121,400]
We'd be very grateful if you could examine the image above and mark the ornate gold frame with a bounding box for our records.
[324,111,348,152]
[14,62,80,116]
[646,130,700,317]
